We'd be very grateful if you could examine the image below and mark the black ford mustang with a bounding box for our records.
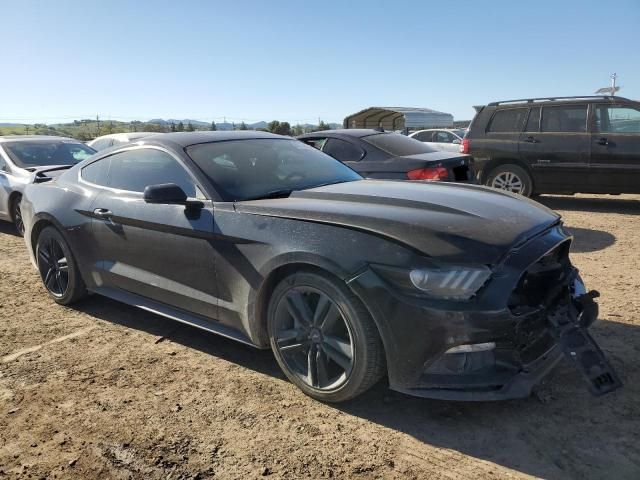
[21,131,620,402]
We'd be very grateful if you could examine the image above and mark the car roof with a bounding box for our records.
[142,130,287,147]
[91,132,160,141]
[298,129,384,139]
[0,135,81,143]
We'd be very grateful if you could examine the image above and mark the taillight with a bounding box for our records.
[460,138,470,154]
[407,167,449,181]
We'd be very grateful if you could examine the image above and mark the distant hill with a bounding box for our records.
[148,119,210,127]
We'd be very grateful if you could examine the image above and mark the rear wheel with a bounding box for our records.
[485,164,533,197]
[10,196,24,236]
[268,271,385,403]
[36,227,87,305]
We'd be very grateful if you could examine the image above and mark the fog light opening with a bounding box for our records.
[445,342,496,354]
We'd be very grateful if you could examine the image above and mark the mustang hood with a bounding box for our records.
[235,180,560,264]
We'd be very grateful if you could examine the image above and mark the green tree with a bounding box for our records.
[276,121,292,136]
[170,122,176,132]
[239,121,248,130]
[267,120,280,133]
[186,122,195,132]
[316,120,331,131]
[292,124,304,136]
[210,121,217,131]
[177,121,185,132]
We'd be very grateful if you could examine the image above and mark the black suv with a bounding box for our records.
[463,96,640,196]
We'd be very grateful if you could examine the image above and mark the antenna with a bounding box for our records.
[595,73,621,96]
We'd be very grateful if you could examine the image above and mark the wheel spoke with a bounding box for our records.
[57,257,68,273]
[286,291,313,327]
[43,267,54,287]
[322,336,352,371]
[313,294,331,326]
[307,344,318,387]
[54,271,64,294]
[319,303,340,333]
[276,328,300,344]
[280,341,307,352]
[316,348,329,387]
[38,249,51,267]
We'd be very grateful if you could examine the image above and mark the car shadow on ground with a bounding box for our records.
[537,195,640,215]
[565,226,616,253]
[73,296,639,480]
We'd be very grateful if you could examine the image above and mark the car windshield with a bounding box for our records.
[3,140,95,168]
[452,129,467,138]
[361,133,437,156]
[186,138,362,201]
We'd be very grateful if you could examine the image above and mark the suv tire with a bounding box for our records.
[485,164,533,197]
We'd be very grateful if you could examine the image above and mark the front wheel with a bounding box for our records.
[36,227,87,305]
[485,164,533,197]
[267,271,385,403]
[11,196,24,236]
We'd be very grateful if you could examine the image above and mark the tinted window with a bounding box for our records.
[361,133,437,156]
[595,106,640,133]
[525,107,541,132]
[541,105,588,133]
[3,141,96,168]
[434,131,454,143]
[412,131,433,142]
[81,158,111,186]
[323,138,364,162]
[187,139,361,202]
[107,149,197,196]
[303,138,327,150]
[487,108,528,133]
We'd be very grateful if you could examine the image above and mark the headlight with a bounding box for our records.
[372,264,491,300]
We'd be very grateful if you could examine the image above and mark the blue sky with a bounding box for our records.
[1,0,638,125]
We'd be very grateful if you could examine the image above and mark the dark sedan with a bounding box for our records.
[298,129,475,183]
[21,131,620,402]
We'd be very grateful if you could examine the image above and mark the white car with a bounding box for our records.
[409,128,467,152]
[0,136,95,235]
[87,132,160,151]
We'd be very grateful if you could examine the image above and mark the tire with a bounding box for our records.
[267,270,385,403]
[485,164,534,197]
[35,226,87,305]
[10,196,24,236]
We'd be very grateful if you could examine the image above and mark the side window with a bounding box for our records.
[107,149,197,197]
[524,107,541,132]
[68,145,94,162]
[595,106,640,133]
[322,138,365,162]
[81,158,111,186]
[0,156,7,172]
[302,138,327,151]
[413,131,433,142]
[435,131,454,143]
[487,108,528,133]
[541,105,588,133]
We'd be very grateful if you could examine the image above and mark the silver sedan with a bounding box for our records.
[0,136,95,235]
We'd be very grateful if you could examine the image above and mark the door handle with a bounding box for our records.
[523,136,539,143]
[93,208,113,219]
[596,137,609,146]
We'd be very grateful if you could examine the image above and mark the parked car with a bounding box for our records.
[21,131,620,403]
[0,135,95,235]
[298,129,474,183]
[409,128,467,152]
[464,95,640,196]
[87,132,160,151]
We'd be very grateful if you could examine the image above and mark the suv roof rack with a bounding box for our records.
[488,95,632,106]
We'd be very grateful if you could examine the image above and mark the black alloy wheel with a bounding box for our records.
[268,271,385,403]
[36,227,87,305]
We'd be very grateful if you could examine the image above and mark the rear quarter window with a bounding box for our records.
[81,158,111,186]
[487,108,528,133]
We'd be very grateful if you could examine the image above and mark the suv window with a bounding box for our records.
[107,149,197,196]
[594,105,640,133]
[323,138,364,162]
[487,108,528,133]
[541,105,588,133]
[525,107,541,132]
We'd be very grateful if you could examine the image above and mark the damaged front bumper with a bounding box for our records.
[348,225,622,401]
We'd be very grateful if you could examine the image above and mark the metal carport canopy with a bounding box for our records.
[343,107,454,130]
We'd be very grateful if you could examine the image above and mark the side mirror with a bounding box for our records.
[452,139,461,145]
[143,183,188,204]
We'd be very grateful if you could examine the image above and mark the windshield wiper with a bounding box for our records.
[238,189,294,202]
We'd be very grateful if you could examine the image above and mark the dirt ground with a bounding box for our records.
[1,194,639,480]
